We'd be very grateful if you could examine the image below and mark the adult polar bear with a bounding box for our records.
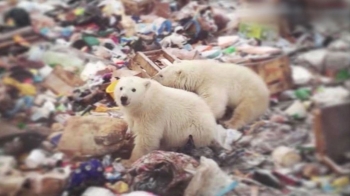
[153,60,270,129]
[114,76,226,163]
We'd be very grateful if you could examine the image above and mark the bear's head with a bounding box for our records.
[114,76,151,108]
[153,61,199,92]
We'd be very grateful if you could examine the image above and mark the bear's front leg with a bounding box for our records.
[128,132,161,163]
[125,117,134,135]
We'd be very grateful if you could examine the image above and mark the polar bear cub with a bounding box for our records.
[114,76,225,162]
[153,60,270,129]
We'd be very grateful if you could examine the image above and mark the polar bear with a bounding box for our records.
[153,60,270,129]
[114,76,225,163]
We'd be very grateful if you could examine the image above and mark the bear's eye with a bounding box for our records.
[160,74,163,78]
[132,88,136,92]
[120,87,123,91]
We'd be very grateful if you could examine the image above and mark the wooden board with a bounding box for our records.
[42,67,80,95]
[313,101,350,164]
[244,55,293,95]
[128,49,179,78]
[0,26,45,56]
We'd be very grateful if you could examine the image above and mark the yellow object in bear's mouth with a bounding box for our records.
[106,80,119,99]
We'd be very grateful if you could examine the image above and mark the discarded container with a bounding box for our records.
[128,49,179,77]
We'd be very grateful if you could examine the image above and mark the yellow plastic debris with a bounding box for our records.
[2,77,36,96]
[13,35,30,47]
[107,181,129,194]
[95,106,109,113]
[332,176,350,189]
[106,80,118,99]
[74,8,85,16]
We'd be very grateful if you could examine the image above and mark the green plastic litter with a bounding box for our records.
[335,69,350,81]
[98,30,114,37]
[56,104,66,112]
[83,36,100,46]
[17,122,26,129]
[292,113,304,120]
[297,146,315,153]
[294,88,311,100]
[223,46,236,54]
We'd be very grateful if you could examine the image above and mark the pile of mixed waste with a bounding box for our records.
[0,0,350,195]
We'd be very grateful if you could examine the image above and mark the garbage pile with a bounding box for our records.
[1,0,350,195]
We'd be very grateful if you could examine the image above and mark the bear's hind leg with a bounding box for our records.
[224,101,255,130]
[200,90,227,120]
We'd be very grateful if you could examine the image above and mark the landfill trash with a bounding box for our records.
[311,86,350,106]
[272,146,301,168]
[58,116,132,158]
[106,181,129,194]
[25,149,47,169]
[0,0,349,195]
[23,169,69,196]
[0,156,17,176]
[184,156,238,196]
[81,187,115,196]
[292,66,313,85]
[222,129,242,150]
[252,169,283,190]
[127,151,198,196]
[284,100,308,119]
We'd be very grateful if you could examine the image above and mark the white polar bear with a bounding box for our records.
[114,76,226,163]
[153,60,270,129]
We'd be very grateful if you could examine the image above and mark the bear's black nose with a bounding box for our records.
[120,96,128,104]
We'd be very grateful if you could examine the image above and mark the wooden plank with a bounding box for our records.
[42,71,75,95]
[313,101,350,164]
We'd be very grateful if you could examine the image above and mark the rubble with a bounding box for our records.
[0,0,349,195]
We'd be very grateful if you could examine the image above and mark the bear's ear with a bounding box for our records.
[144,80,151,89]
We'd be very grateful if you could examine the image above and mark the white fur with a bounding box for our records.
[153,60,270,129]
[114,76,223,162]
